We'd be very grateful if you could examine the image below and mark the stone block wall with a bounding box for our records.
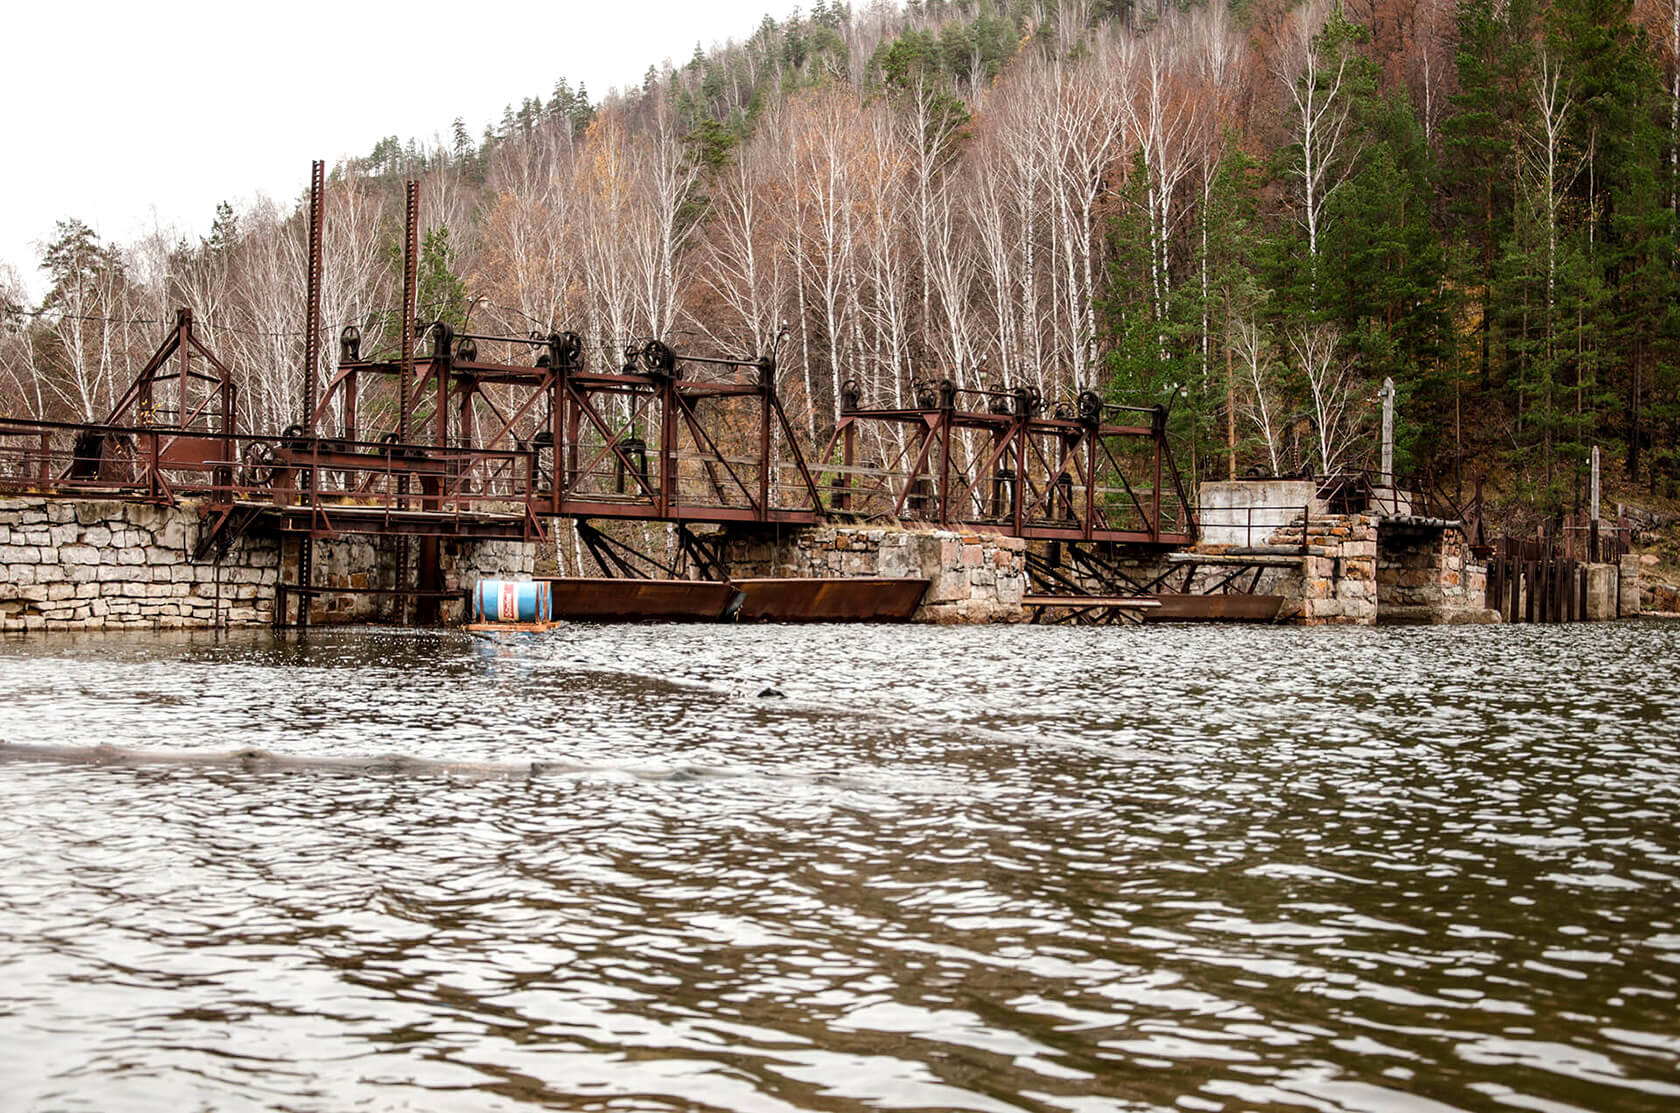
[918,532,1027,623]
[280,534,395,625]
[1266,514,1379,625]
[2,496,535,633]
[443,540,537,625]
[719,525,1027,623]
[2,497,280,632]
[1375,521,1499,624]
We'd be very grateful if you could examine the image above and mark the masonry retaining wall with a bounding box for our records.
[1,497,533,633]
[719,525,1027,623]
[1373,520,1498,625]
[1264,514,1380,624]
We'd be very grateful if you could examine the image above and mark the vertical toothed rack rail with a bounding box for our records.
[393,181,419,622]
[292,159,325,628]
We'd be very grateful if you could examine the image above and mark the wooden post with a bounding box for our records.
[1590,445,1601,522]
[1589,445,1601,562]
[1378,377,1395,488]
[1226,334,1236,481]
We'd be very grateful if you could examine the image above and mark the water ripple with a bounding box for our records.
[0,620,1676,1111]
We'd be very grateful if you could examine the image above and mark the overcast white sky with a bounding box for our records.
[2,0,786,297]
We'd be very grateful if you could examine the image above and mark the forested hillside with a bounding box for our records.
[3,0,1678,524]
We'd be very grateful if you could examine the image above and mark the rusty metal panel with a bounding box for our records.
[733,578,928,622]
[1141,593,1284,622]
[538,577,739,621]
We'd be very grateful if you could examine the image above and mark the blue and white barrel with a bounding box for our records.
[472,579,553,624]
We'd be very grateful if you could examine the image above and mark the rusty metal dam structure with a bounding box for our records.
[2,163,1646,632]
[1,164,1214,629]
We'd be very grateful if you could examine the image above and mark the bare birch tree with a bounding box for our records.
[785,86,867,430]
[1233,317,1285,475]
[480,120,585,333]
[1288,321,1361,476]
[692,124,787,355]
[633,94,700,340]
[1278,1,1355,268]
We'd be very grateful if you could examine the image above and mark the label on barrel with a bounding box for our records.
[499,582,519,622]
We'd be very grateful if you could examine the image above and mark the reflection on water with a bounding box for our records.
[0,622,1677,1112]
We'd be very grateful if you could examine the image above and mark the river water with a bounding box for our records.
[0,621,1676,1112]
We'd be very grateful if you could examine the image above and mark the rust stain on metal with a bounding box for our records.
[1141,593,1284,622]
[0,161,1217,630]
[733,578,928,622]
[822,379,1195,547]
[539,578,740,622]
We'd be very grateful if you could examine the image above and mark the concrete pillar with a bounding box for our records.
[1590,446,1601,522]
[1585,563,1616,621]
[1378,378,1395,487]
[1619,554,1642,617]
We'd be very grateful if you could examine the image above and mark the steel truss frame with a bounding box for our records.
[820,379,1196,546]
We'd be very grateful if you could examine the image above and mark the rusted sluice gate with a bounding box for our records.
[826,377,1194,547]
[1485,529,1631,624]
[0,163,1200,627]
